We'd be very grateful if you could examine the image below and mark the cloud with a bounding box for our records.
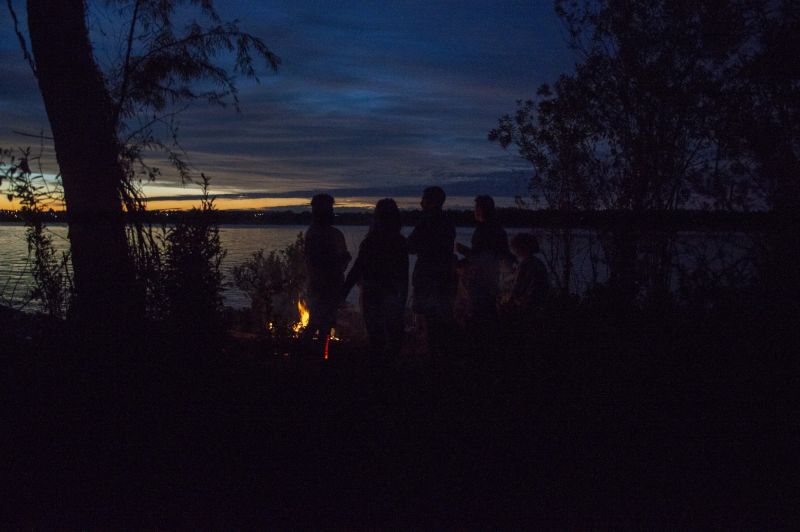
[0,0,571,201]
[145,170,531,202]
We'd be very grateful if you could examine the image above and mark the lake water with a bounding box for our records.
[0,222,756,312]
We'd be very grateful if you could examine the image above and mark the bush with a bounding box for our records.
[131,175,227,339]
[25,218,72,318]
[1,147,73,318]
[162,177,226,333]
[232,233,306,334]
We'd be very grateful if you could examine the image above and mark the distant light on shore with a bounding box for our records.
[0,194,520,212]
[145,195,519,211]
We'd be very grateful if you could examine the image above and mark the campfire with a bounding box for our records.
[291,299,310,335]
[266,299,339,360]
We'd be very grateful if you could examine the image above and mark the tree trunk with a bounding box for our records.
[27,0,142,339]
[609,222,638,308]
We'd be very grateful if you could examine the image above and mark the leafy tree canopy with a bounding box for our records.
[491,0,799,212]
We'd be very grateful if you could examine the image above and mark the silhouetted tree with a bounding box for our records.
[12,0,279,340]
[489,0,785,303]
[701,0,800,212]
[704,0,800,308]
[494,0,800,210]
[23,0,145,338]
[491,1,736,212]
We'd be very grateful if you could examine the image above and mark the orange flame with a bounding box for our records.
[292,299,310,335]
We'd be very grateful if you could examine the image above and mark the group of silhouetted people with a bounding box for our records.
[300,187,549,359]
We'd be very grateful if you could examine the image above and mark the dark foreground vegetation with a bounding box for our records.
[3,290,797,529]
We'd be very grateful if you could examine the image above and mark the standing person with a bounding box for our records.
[342,199,409,359]
[456,195,511,325]
[303,194,351,354]
[407,186,457,356]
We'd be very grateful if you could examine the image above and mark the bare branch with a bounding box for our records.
[12,129,54,140]
[6,0,37,76]
[114,0,143,128]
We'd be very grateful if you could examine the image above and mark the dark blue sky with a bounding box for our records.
[0,1,575,209]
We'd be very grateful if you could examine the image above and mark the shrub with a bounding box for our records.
[160,176,227,332]
[1,147,73,318]
[232,232,306,334]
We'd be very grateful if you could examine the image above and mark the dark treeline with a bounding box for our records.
[0,207,787,230]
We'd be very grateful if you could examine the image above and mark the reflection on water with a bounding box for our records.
[207,225,543,308]
[0,222,756,311]
[0,223,71,309]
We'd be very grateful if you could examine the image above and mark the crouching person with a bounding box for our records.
[506,233,549,313]
[499,232,551,363]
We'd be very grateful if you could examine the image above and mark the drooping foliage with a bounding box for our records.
[5,0,279,334]
[99,0,281,190]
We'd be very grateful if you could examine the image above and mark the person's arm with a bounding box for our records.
[407,221,426,255]
[510,260,532,303]
[401,247,409,303]
[333,230,352,273]
[455,242,471,257]
[342,242,365,299]
[393,238,410,302]
[498,227,513,263]
[459,224,482,257]
[532,258,550,303]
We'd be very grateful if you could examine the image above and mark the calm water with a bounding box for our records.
[0,222,754,311]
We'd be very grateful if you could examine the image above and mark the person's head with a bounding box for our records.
[474,195,495,222]
[371,198,402,235]
[420,186,446,212]
[510,232,539,260]
[310,194,335,225]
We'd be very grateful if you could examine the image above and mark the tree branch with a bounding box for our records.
[114,0,143,128]
[6,0,37,76]
[12,129,53,140]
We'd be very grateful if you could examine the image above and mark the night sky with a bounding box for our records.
[0,1,574,210]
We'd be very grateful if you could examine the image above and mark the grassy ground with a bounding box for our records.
[3,302,797,529]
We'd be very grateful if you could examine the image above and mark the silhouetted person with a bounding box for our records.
[303,194,351,354]
[506,233,549,313]
[407,186,457,356]
[343,199,409,360]
[456,195,511,325]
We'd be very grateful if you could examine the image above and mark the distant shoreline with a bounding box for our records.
[0,208,785,230]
